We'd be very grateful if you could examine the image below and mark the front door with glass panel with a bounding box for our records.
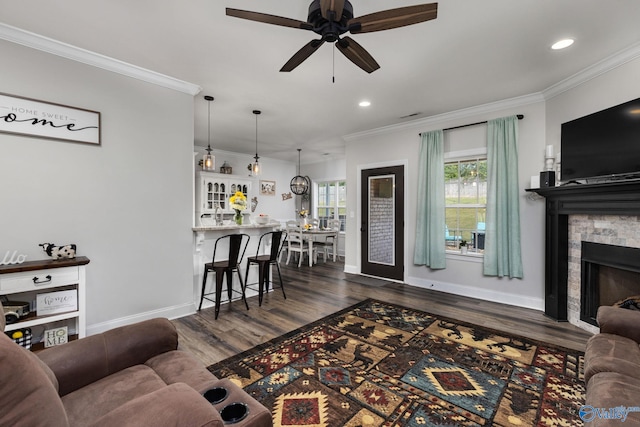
[360,166,404,280]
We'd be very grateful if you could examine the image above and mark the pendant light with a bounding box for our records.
[250,110,261,176]
[201,95,215,171]
[290,148,310,195]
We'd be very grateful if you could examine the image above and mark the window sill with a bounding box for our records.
[446,251,484,263]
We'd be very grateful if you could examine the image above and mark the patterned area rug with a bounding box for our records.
[208,299,585,426]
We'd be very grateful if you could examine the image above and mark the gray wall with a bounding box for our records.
[0,40,196,332]
[345,99,547,310]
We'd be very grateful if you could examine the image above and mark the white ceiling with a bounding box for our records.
[2,1,640,164]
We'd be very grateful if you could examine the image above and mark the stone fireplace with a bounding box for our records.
[528,180,640,332]
[567,216,640,333]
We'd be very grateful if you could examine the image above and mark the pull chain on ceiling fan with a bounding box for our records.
[226,1,438,74]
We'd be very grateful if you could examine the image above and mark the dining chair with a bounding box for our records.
[198,233,250,319]
[244,230,287,306]
[324,219,342,260]
[285,224,310,267]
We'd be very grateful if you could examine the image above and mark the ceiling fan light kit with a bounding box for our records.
[226,1,438,74]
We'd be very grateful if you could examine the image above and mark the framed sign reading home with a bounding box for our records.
[0,92,101,145]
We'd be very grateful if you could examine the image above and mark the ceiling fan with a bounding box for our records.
[226,0,438,74]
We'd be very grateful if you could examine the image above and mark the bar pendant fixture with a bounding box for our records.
[251,110,261,176]
[202,95,215,171]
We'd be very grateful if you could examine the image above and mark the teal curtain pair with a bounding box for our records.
[414,130,446,269]
[414,116,523,278]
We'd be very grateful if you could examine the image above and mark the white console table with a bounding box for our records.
[1,257,89,350]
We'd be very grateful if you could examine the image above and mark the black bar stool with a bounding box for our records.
[199,233,250,319]
[244,230,287,306]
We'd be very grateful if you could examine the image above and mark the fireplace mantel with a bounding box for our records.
[527,180,640,320]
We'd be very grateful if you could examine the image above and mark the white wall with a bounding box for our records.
[545,56,640,150]
[0,40,196,332]
[345,97,548,310]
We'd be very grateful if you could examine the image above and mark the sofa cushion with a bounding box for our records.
[145,350,219,394]
[585,372,640,426]
[584,333,640,383]
[61,365,166,427]
[89,383,223,427]
[597,306,640,343]
[0,333,69,427]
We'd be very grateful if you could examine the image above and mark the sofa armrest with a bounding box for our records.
[89,383,223,427]
[38,318,179,396]
[597,306,640,343]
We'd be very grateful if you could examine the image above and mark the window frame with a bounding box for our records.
[313,179,346,232]
[444,148,487,258]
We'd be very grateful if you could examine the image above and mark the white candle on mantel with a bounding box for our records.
[546,145,554,158]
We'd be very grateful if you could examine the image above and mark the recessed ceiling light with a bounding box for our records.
[359,101,371,107]
[551,38,574,50]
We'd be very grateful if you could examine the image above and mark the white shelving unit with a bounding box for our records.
[195,171,252,222]
[1,256,89,350]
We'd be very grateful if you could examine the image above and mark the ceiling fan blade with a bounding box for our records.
[226,8,313,30]
[336,36,380,74]
[320,0,345,21]
[280,39,325,72]
[349,3,438,34]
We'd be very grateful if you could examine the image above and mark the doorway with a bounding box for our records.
[360,166,405,280]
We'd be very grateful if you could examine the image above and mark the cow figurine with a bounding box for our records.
[39,243,77,260]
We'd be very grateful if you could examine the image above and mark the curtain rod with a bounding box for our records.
[419,114,524,136]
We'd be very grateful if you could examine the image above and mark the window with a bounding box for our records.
[445,157,486,254]
[315,180,346,231]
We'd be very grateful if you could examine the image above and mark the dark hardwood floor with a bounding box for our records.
[173,259,593,367]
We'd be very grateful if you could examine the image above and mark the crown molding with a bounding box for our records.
[0,22,202,96]
[344,92,544,142]
[543,40,640,100]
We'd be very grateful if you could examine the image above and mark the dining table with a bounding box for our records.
[301,228,338,266]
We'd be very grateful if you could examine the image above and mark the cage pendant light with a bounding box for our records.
[202,95,215,171]
[251,110,261,176]
[290,148,310,195]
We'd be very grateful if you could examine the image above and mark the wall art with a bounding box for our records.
[0,92,101,145]
[260,180,276,196]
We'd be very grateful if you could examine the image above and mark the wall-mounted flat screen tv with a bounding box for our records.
[561,97,640,182]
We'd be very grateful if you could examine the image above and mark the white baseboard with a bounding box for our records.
[406,275,544,312]
[86,302,196,336]
[344,264,358,274]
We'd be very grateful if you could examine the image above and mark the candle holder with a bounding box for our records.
[545,156,555,171]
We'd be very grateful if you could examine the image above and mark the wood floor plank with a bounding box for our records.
[173,260,593,366]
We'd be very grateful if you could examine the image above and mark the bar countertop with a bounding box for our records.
[192,223,278,232]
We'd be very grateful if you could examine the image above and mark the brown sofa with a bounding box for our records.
[1,314,272,427]
[583,306,640,426]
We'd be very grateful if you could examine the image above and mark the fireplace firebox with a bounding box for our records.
[580,241,640,326]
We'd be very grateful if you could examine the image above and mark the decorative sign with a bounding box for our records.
[37,290,78,316]
[44,326,68,348]
[0,250,27,265]
[282,192,293,201]
[0,92,101,145]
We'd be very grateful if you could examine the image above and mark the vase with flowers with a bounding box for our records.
[298,209,308,227]
[229,191,247,225]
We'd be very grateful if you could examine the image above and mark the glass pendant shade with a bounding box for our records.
[203,145,215,171]
[202,95,215,171]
